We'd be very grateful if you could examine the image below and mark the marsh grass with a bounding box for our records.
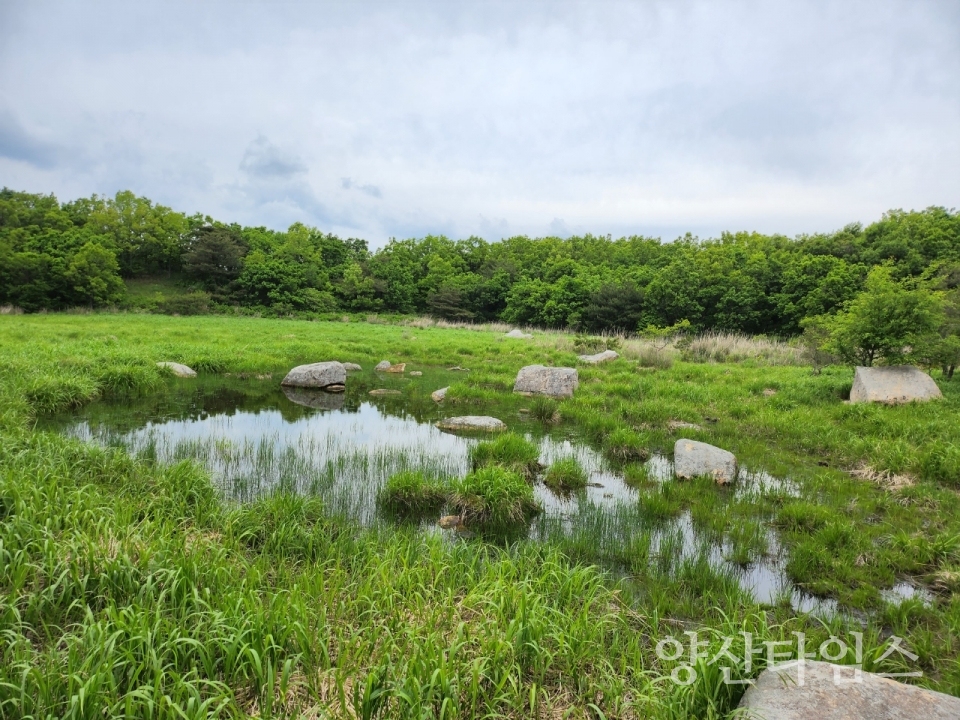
[469,432,543,479]
[450,466,541,528]
[603,427,651,463]
[377,470,448,516]
[542,457,588,493]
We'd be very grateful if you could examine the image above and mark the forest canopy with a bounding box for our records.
[1,188,958,339]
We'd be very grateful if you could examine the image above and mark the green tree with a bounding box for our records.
[65,242,125,307]
[182,226,247,289]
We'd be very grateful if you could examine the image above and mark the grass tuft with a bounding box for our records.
[449,466,541,527]
[469,432,542,479]
[602,427,650,463]
[542,457,588,493]
[377,470,448,516]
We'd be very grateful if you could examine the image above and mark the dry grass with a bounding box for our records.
[849,462,916,492]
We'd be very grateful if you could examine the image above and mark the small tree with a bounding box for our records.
[798,315,836,374]
[640,319,691,365]
[824,265,943,366]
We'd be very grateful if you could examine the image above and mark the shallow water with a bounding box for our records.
[42,372,923,613]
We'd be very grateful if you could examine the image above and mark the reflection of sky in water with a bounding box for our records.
[57,390,924,613]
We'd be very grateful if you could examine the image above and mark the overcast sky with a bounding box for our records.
[1,1,958,246]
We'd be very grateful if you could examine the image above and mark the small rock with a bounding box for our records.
[436,416,507,432]
[667,420,703,431]
[504,329,533,339]
[438,515,462,529]
[385,363,406,373]
[577,350,619,364]
[409,370,423,376]
[369,389,402,396]
[513,365,579,398]
[342,363,362,371]
[447,365,468,371]
[850,365,943,404]
[157,362,197,378]
[375,360,392,371]
[281,361,346,389]
[282,386,346,411]
[738,660,960,719]
[431,387,448,402]
[674,439,737,485]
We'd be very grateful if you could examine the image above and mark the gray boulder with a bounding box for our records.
[578,350,619,364]
[342,363,362,371]
[282,386,345,411]
[157,362,197,378]
[739,660,960,719]
[431,387,448,402]
[513,365,579,398]
[674,439,737,485]
[505,329,533,339]
[281,361,346,389]
[436,416,507,432]
[850,365,942,404]
[375,360,392,371]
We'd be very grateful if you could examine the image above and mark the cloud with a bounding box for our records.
[240,136,306,179]
[341,177,382,199]
[0,110,62,169]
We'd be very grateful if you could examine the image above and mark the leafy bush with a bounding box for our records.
[543,458,588,493]
[377,471,448,515]
[469,433,542,478]
[449,466,541,527]
[573,334,622,354]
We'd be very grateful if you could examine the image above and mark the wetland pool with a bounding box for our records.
[42,371,929,614]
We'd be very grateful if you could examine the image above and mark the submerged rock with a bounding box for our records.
[739,660,960,719]
[436,416,507,432]
[850,365,942,404]
[431,387,448,402]
[504,329,533,339]
[342,362,362,371]
[577,350,619,364]
[281,361,346,389]
[674,439,737,485]
[157,361,197,378]
[375,360,392,371]
[513,365,579,398]
[282,385,346,411]
[369,389,402,396]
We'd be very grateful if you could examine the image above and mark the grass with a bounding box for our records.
[469,432,543,479]
[2,313,960,716]
[543,457,589,493]
[377,470,448,517]
[449,466,541,528]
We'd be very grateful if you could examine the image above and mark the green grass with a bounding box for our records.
[449,466,541,528]
[469,432,543,479]
[542,457,589,493]
[377,470,448,516]
[3,313,960,716]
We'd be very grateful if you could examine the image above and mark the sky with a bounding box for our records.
[0,1,958,247]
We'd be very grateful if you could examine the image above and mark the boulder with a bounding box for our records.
[513,365,579,398]
[282,386,346,411]
[436,416,507,432]
[674,439,737,485]
[431,387,448,402]
[157,362,197,378]
[438,515,462,529]
[369,389,402,396]
[409,371,423,377]
[281,361,346,389]
[578,350,619,364]
[375,360,392,371]
[505,329,533,339]
[850,365,942,404]
[739,660,960,719]
[342,363,362,371]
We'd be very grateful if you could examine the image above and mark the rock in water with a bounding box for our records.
[342,363,362,371]
[375,360,392,371]
[438,515,462,529]
[504,329,533,339]
[282,386,346,411]
[513,365,579,398]
[369,389,402,396]
[157,362,197,378]
[739,660,960,719]
[850,365,942,404]
[281,361,346,389]
[674,439,737,485]
[436,416,507,432]
[431,387,448,402]
[577,350,619,364]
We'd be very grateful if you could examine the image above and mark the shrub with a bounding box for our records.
[543,457,588,493]
[377,471,448,516]
[469,433,542,478]
[449,466,541,527]
[603,428,650,464]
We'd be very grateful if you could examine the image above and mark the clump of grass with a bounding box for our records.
[635,345,674,369]
[543,457,588,493]
[450,466,541,527]
[469,432,542,478]
[529,396,559,423]
[622,462,651,487]
[377,470,448,516]
[602,427,650,464]
[919,443,960,486]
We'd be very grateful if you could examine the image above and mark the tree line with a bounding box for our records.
[1,188,958,348]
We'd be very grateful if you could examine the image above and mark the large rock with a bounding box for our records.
[281,361,346,389]
[674,439,737,485]
[282,386,345,411]
[431,387,448,402]
[375,360,392,371]
[342,363,362,371]
[513,365,579,398]
[850,365,942,404]
[505,329,533,339]
[436,416,507,432]
[157,362,197,378]
[739,660,960,719]
[578,350,619,364]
